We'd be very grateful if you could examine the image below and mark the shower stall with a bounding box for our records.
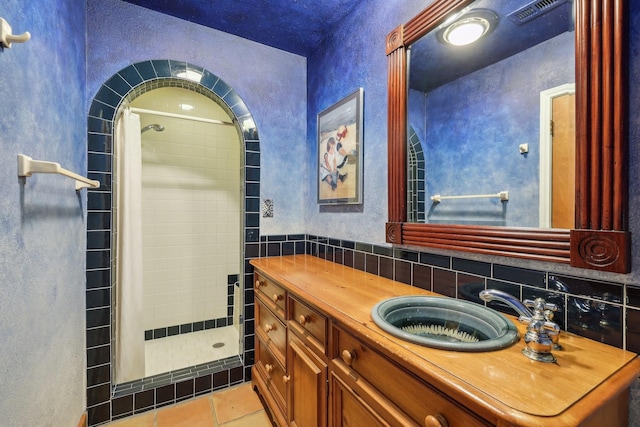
[114,86,243,382]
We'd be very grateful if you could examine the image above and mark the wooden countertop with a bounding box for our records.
[251,255,640,426]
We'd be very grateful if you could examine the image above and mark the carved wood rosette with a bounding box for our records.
[570,230,630,273]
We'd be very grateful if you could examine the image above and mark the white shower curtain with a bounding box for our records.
[115,109,145,383]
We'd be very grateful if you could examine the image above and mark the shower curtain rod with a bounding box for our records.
[128,107,234,126]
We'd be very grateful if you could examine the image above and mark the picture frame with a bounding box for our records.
[317,88,364,205]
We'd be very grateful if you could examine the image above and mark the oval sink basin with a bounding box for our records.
[371,296,519,352]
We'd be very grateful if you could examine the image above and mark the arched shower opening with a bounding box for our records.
[85,60,260,422]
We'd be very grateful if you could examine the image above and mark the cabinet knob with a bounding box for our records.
[255,280,262,288]
[283,375,291,383]
[341,349,357,366]
[424,414,448,427]
[272,293,283,303]
[265,363,273,375]
[299,314,311,325]
[264,323,274,333]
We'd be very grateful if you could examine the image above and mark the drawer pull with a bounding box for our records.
[272,293,283,303]
[255,280,262,288]
[264,323,275,333]
[283,375,291,383]
[299,314,311,325]
[341,349,357,366]
[424,414,448,427]
[265,363,273,375]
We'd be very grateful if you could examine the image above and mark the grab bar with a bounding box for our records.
[18,154,100,191]
[431,191,509,203]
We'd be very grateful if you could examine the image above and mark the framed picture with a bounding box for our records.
[317,88,364,205]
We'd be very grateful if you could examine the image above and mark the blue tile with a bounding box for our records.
[89,101,115,121]
[88,133,112,153]
[169,60,188,78]
[133,61,156,81]
[87,117,113,136]
[493,264,545,288]
[87,308,110,328]
[246,166,260,182]
[231,100,250,117]
[88,153,112,173]
[94,85,121,108]
[223,91,242,109]
[104,73,131,97]
[118,66,143,88]
[151,60,171,78]
[87,250,110,270]
[200,69,219,89]
[452,258,491,277]
[212,79,232,98]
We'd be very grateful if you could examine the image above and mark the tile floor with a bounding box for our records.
[145,327,240,377]
[103,383,273,427]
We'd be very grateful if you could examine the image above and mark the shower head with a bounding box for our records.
[141,124,165,133]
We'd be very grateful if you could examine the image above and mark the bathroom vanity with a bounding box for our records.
[251,255,640,427]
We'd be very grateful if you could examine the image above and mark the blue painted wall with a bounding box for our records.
[0,1,87,425]
[86,0,307,236]
[305,0,428,242]
[420,32,574,227]
[0,0,639,423]
[307,0,640,284]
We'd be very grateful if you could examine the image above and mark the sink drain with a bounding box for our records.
[212,342,225,348]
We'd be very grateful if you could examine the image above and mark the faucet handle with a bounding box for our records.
[523,298,557,312]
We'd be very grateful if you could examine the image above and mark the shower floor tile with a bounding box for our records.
[145,326,239,377]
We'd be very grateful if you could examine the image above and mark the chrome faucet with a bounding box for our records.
[479,289,560,363]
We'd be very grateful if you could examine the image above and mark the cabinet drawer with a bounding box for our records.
[289,296,327,356]
[256,339,287,414]
[333,326,489,427]
[255,299,286,365]
[255,273,286,320]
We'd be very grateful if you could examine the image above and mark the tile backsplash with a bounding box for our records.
[259,234,639,354]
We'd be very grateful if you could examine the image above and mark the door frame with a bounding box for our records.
[539,83,576,228]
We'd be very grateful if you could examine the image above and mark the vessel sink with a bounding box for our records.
[371,296,519,352]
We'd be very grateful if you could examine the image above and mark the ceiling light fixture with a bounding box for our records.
[439,10,497,47]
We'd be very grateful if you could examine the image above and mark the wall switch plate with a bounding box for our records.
[262,199,273,218]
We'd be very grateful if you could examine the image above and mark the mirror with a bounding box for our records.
[386,0,630,273]
[407,0,575,228]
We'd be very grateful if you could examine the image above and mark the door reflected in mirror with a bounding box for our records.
[407,0,575,228]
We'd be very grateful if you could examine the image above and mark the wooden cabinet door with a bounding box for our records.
[288,334,327,427]
[329,360,418,427]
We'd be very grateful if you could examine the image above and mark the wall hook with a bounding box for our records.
[1,18,31,48]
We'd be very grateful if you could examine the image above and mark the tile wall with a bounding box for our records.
[85,60,259,425]
[135,87,241,331]
[259,233,639,354]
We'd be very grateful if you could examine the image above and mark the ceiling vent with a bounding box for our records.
[507,0,569,25]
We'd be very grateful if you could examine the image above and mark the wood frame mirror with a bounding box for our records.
[386,0,630,273]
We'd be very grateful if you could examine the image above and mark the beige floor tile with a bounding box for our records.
[156,395,215,427]
[221,410,272,427]
[211,384,264,424]
[103,412,154,427]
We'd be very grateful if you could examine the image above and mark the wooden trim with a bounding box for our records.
[386,0,631,273]
[387,44,407,223]
[76,412,87,427]
[570,229,631,272]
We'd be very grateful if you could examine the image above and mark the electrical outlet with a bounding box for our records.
[262,199,274,218]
